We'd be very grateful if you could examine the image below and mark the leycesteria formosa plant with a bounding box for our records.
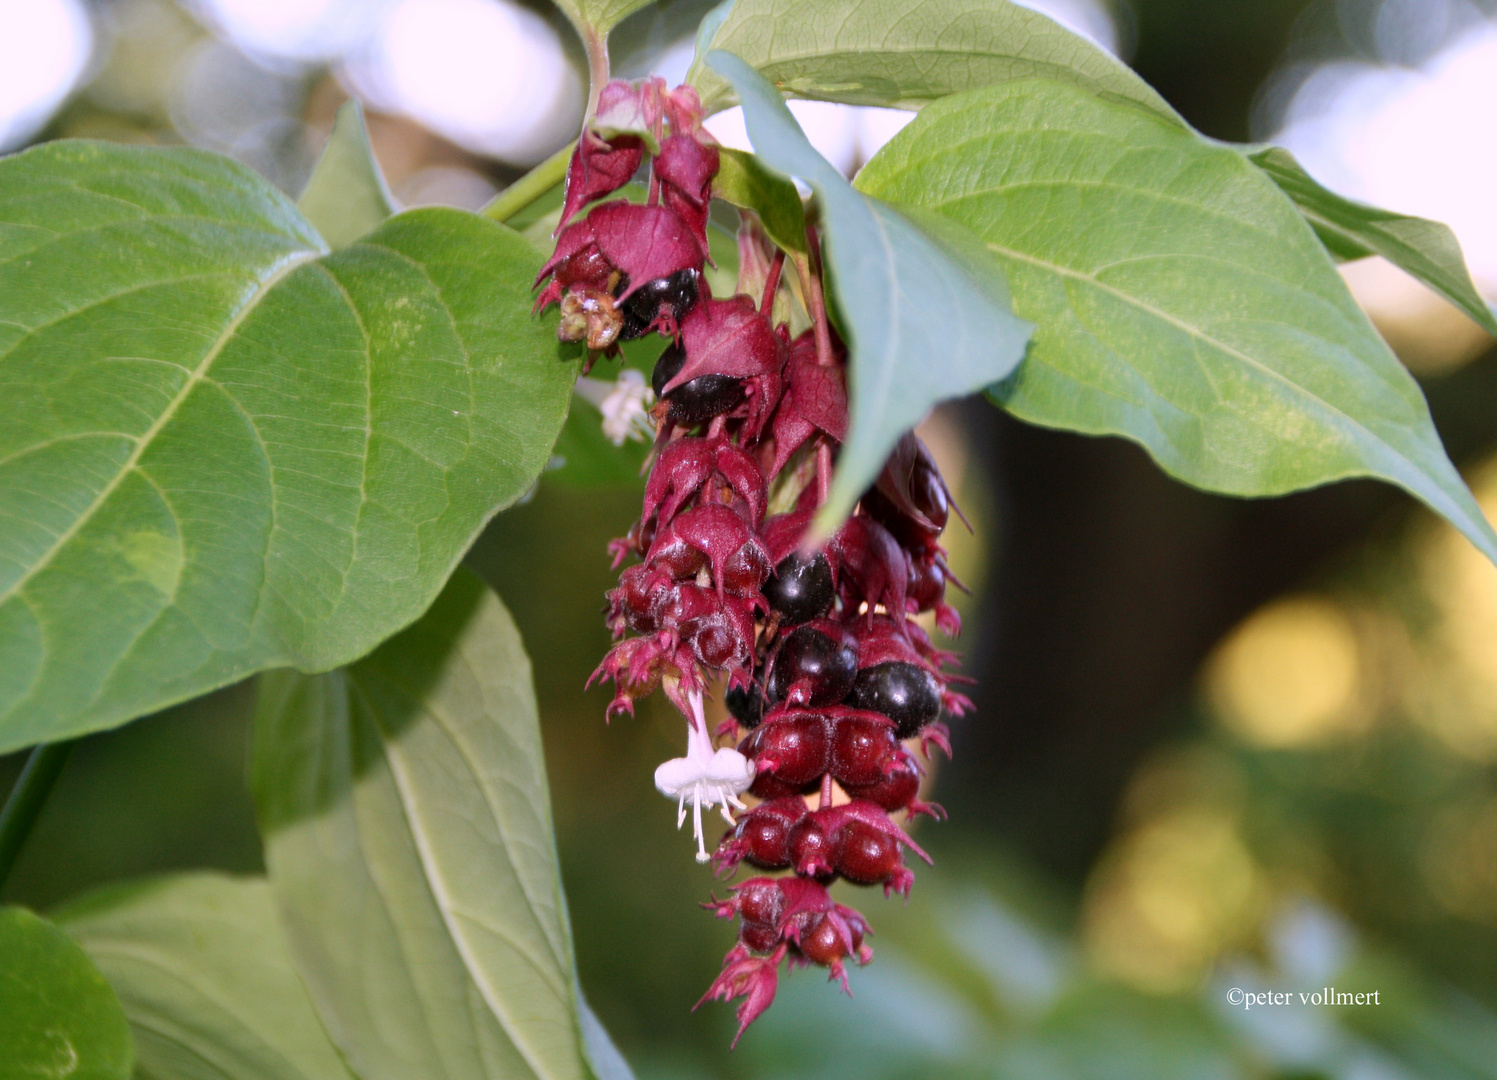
[4,0,1497,1075]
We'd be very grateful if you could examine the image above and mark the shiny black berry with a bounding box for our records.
[617,268,701,340]
[846,661,942,738]
[762,552,835,624]
[651,341,746,426]
[766,625,858,708]
[725,681,767,728]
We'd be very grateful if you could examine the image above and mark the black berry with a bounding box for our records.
[652,341,746,426]
[845,661,942,738]
[725,681,767,728]
[766,625,858,708]
[762,552,835,624]
[618,268,701,340]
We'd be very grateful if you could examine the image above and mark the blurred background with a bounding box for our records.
[6,0,1497,1076]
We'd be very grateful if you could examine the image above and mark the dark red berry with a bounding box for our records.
[845,662,942,738]
[735,879,786,927]
[766,624,858,708]
[726,798,804,869]
[829,712,899,788]
[908,555,945,612]
[740,711,829,793]
[834,819,901,884]
[797,914,852,966]
[843,752,921,811]
[740,921,780,954]
[787,814,836,879]
[762,551,835,624]
[618,267,701,340]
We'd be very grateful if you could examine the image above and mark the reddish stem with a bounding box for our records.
[648,168,661,207]
[815,441,832,507]
[819,771,834,810]
[760,250,786,315]
[802,229,836,368]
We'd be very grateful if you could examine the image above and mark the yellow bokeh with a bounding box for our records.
[1204,596,1366,748]
[1083,806,1265,991]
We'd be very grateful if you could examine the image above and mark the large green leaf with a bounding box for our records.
[1248,145,1497,337]
[707,52,1033,536]
[688,0,1178,120]
[0,141,576,753]
[55,873,352,1080]
[0,906,133,1080]
[856,80,1497,563]
[252,569,628,1080]
[298,100,396,250]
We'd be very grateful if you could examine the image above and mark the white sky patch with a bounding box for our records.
[0,0,93,151]
[1274,20,1497,291]
[341,0,582,165]
[1011,0,1121,56]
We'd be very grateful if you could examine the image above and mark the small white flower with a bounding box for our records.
[575,370,655,447]
[654,689,755,862]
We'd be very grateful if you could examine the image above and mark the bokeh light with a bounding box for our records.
[1271,13,1497,291]
[185,0,381,65]
[0,0,93,151]
[1205,595,1367,748]
[341,0,583,166]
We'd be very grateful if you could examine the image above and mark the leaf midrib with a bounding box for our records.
[979,236,1429,477]
[0,249,321,611]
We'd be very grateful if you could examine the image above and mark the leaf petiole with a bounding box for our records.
[0,741,73,891]
[479,140,574,223]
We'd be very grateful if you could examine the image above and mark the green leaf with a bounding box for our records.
[689,0,1179,120]
[551,0,656,46]
[54,873,352,1080]
[855,80,1497,563]
[1248,145,1497,336]
[713,147,807,255]
[707,51,1033,537]
[0,141,577,754]
[0,906,133,1080]
[252,569,628,1080]
[298,100,396,250]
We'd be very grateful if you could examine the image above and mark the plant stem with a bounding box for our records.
[583,28,610,121]
[0,741,73,892]
[479,141,574,223]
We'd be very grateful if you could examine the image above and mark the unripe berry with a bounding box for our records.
[843,752,921,812]
[739,921,780,954]
[834,819,901,884]
[787,815,835,880]
[796,913,860,967]
[829,712,899,788]
[739,711,829,794]
[762,551,835,623]
[735,879,786,927]
[724,797,804,869]
[845,661,942,739]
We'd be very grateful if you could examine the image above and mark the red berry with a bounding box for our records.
[739,921,780,954]
[787,814,836,880]
[834,819,901,884]
[735,879,786,926]
[739,711,830,794]
[843,752,921,812]
[829,711,899,788]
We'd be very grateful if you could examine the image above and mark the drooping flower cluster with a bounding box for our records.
[539,78,971,1046]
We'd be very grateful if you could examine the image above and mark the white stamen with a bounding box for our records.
[653,687,755,862]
